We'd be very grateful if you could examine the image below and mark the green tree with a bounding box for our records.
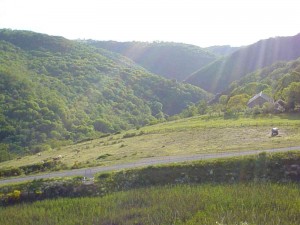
[93,119,113,133]
[0,143,11,162]
[282,82,300,111]
[262,102,275,114]
[151,101,163,117]
[218,95,228,113]
[219,95,228,105]
[197,100,208,115]
[227,94,249,113]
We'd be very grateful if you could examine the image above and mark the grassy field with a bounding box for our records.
[0,183,299,225]
[1,114,300,171]
[1,115,299,224]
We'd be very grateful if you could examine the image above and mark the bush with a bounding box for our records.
[99,151,300,191]
[0,144,12,162]
[122,132,137,138]
[224,109,238,119]
[0,167,22,177]
[93,119,113,133]
[97,154,112,160]
[30,144,51,154]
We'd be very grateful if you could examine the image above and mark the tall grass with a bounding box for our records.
[0,183,299,225]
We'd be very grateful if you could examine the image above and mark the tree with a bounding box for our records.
[262,102,275,114]
[93,119,113,133]
[282,82,300,111]
[227,94,249,113]
[197,100,208,115]
[0,144,11,162]
[151,101,163,116]
[219,95,228,105]
[218,95,228,113]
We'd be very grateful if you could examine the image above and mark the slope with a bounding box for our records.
[0,29,210,157]
[186,33,300,93]
[226,57,300,110]
[1,113,300,176]
[205,45,239,56]
[84,41,217,81]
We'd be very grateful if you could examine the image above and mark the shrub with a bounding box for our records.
[31,144,51,154]
[97,154,112,160]
[122,132,136,138]
[0,167,22,177]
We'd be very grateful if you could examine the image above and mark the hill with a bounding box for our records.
[205,45,239,56]
[226,57,300,110]
[185,33,300,93]
[0,29,210,157]
[84,41,217,81]
[1,113,300,174]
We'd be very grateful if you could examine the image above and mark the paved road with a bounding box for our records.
[1,146,299,185]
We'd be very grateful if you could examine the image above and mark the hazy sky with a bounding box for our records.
[1,0,299,47]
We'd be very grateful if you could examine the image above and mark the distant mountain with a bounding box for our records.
[185,33,300,93]
[205,45,240,56]
[84,41,217,81]
[0,29,210,157]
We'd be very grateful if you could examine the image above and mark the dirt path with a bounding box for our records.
[1,146,299,185]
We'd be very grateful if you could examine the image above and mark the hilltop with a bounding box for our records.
[84,40,217,81]
[185,33,300,93]
[204,45,239,56]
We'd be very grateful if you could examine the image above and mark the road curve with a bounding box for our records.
[1,146,299,185]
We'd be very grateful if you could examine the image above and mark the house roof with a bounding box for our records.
[247,92,273,105]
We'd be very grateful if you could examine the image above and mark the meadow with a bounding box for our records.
[1,114,300,175]
[0,183,299,225]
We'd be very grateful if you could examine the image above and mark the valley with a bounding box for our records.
[0,29,300,225]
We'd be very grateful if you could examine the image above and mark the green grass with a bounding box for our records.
[1,114,300,173]
[0,183,299,225]
[1,151,299,224]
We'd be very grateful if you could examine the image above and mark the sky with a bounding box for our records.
[1,0,300,47]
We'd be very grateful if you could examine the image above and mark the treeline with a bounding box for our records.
[0,29,209,158]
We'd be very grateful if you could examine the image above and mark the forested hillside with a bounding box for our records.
[177,57,300,118]
[0,29,210,158]
[84,41,217,81]
[186,33,300,93]
[204,45,239,56]
[226,57,300,111]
